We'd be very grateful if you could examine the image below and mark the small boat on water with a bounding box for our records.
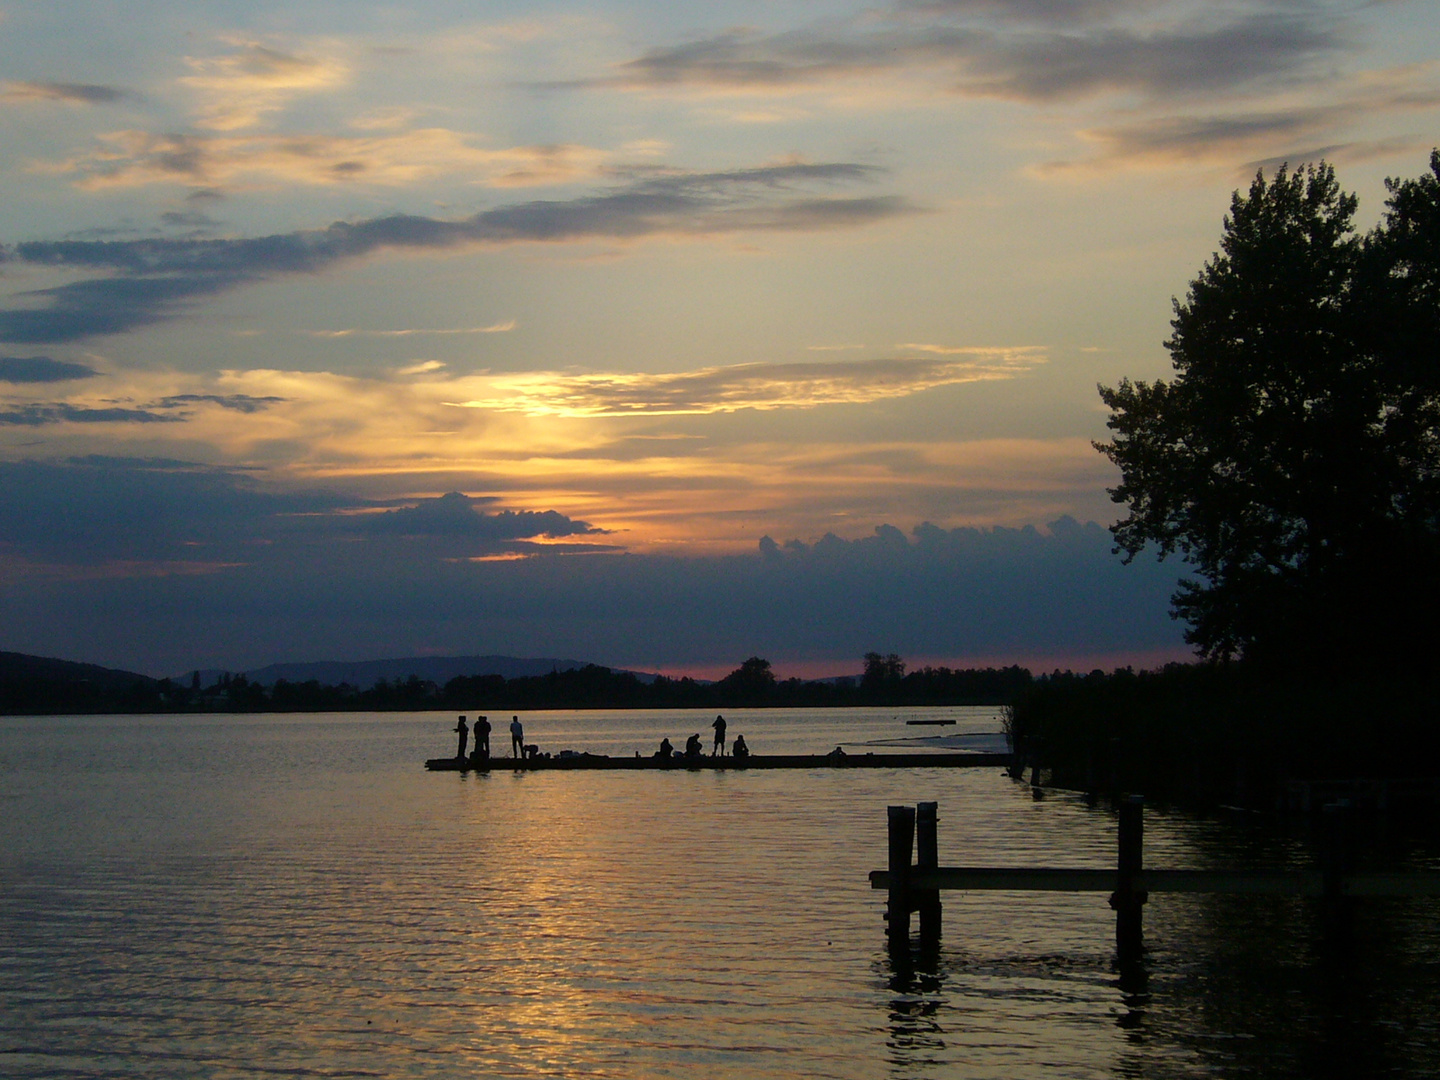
[906,719,956,726]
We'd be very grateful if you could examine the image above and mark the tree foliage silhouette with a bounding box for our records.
[862,651,905,693]
[716,656,777,702]
[1099,153,1440,670]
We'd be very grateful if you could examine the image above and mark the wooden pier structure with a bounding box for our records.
[872,797,1440,958]
[427,751,1012,772]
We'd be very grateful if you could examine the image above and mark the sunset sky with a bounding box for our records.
[2,0,1436,678]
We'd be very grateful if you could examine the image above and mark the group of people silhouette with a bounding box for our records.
[451,712,751,764]
[453,714,528,761]
[654,715,749,760]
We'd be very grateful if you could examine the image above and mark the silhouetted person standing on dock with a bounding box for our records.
[474,715,491,760]
[510,716,524,758]
[712,714,727,756]
[454,716,469,760]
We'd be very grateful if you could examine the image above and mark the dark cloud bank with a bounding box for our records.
[0,163,912,344]
[0,356,98,383]
[0,457,1185,675]
[0,393,285,426]
[594,7,1347,100]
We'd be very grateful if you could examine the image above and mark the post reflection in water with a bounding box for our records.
[882,936,949,1072]
[880,922,1160,1077]
[1114,954,1149,1036]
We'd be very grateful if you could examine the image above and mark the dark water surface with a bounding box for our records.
[3,708,1439,1078]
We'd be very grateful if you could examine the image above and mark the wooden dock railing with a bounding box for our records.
[871,797,1440,958]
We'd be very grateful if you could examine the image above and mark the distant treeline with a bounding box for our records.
[1007,663,1440,809]
[0,651,1035,714]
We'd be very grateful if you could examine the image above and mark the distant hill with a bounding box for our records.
[1,651,158,714]
[181,654,620,688]
[1,651,157,690]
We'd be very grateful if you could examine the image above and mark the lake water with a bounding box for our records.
[3,706,1439,1079]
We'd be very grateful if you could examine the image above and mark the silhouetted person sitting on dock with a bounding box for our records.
[732,734,749,759]
[684,733,703,759]
[510,716,524,758]
[474,715,491,760]
[454,716,469,760]
[712,714,727,756]
[827,745,847,760]
[654,737,674,759]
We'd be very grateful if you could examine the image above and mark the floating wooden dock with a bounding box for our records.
[426,751,1012,772]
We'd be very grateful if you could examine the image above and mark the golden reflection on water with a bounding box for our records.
[2,709,1439,1078]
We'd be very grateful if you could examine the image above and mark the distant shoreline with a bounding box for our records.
[1,700,1016,718]
[2,649,1034,716]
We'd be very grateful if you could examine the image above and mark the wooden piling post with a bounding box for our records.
[1110,795,1146,963]
[886,805,916,949]
[1006,731,1026,780]
[1320,802,1343,898]
[915,801,942,943]
[1319,801,1356,936]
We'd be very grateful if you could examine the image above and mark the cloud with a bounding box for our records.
[901,0,1151,23]
[0,356,99,383]
[581,11,1349,104]
[160,209,222,232]
[308,321,516,338]
[960,14,1347,102]
[445,352,1044,416]
[0,356,1112,559]
[0,274,246,343]
[0,457,606,567]
[0,162,913,343]
[181,41,348,130]
[587,26,977,93]
[897,342,1032,355]
[0,459,1187,672]
[361,491,605,540]
[44,130,611,191]
[1041,67,1440,169]
[0,403,180,426]
[1241,137,1426,174]
[1,81,127,105]
[0,456,344,562]
[0,391,284,426]
[155,393,287,413]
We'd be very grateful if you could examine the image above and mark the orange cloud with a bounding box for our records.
[181,41,348,130]
[445,352,1044,417]
[0,358,1105,553]
[47,130,609,190]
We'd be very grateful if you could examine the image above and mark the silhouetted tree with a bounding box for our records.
[861,651,906,692]
[1099,154,1440,671]
[716,656,777,704]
